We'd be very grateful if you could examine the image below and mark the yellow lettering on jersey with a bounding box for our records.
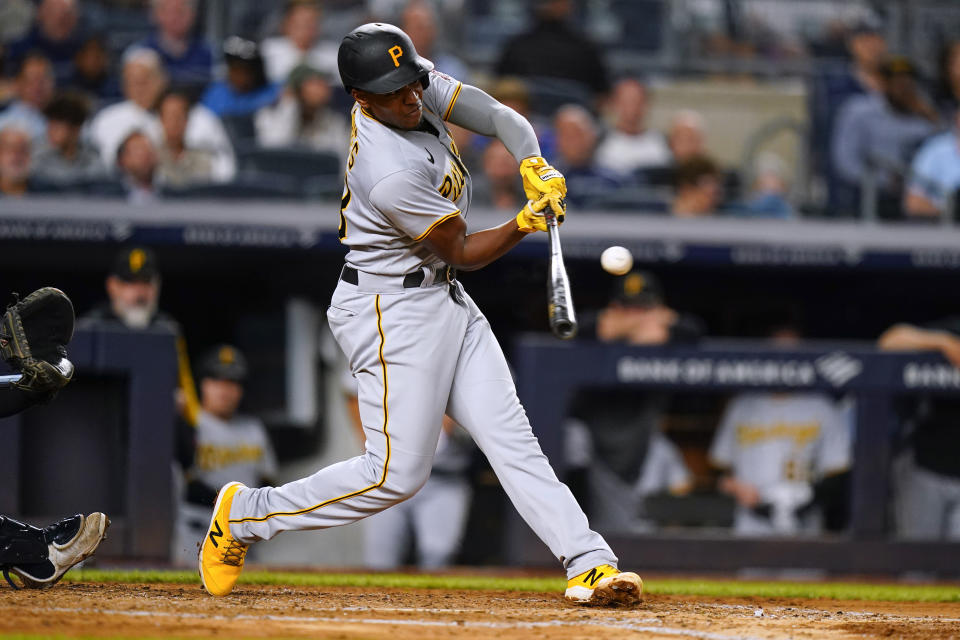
[735,422,821,447]
[438,160,465,202]
[388,45,404,67]
[196,444,265,471]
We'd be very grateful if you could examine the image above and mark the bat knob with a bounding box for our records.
[551,318,578,340]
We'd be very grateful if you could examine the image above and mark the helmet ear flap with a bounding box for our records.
[420,74,430,91]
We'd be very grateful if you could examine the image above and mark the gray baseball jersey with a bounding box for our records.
[339,71,470,276]
[228,70,617,579]
[193,410,277,489]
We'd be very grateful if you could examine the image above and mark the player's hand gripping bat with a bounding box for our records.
[544,205,577,340]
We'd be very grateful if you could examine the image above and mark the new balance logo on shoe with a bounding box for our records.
[209,521,223,548]
[584,568,605,586]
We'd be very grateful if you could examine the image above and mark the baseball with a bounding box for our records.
[600,246,633,275]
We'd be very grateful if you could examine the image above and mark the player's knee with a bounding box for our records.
[386,469,431,501]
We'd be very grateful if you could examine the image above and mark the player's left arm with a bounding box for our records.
[444,83,566,201]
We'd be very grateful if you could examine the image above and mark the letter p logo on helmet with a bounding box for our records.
[388,45,403,67]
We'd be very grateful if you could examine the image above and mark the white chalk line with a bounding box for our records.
[33,606,765,640]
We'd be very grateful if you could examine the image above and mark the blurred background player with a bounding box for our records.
[566,271,699,534]
[79,246,200,424]
[710,327,852,536]
[343,367,471,570]
[879,318,960,540]
[172,345,276,565]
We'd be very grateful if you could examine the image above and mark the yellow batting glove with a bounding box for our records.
[519,156,567,202]
[516,192,566,233]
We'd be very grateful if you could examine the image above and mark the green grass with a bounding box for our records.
[61,569,960,602]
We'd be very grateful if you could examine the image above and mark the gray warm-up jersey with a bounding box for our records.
[339,70,472,275]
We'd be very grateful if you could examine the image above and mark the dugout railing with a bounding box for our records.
[511,337,960,574]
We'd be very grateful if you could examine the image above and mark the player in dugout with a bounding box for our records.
[0,287,110,589]
[199,22,642,606]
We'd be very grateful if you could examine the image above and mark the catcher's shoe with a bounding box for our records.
[5,512,110,589]
[564,564,643,606]
[199,481,248,597]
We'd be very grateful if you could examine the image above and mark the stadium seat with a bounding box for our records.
[237,148,342,180]
[162,173,302,200]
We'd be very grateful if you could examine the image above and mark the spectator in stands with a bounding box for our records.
[68,36,121,107]
[0,53,55,145]
[0,126,32,197]
[137,0,213,90]
[566,271,700,534]
[668,110,707,165]
[595,77,670,176]
[201,36,281,118]
[90,47,235,177]
[732,152,794,219]
[553,104,623,206]
[710,328,852,536]
[157,89,223,187]
[172,344,276,566]
[32,92,104,184]
[260,0,339,84]
[116,130,160,204]
[0,0,34,45]
[904,108,960,219]
[671,155,722,217]
[810,17,887,210]
[88,47,166,166]
[5,0,83,86]
[254,64,349,154]
[878,319,960,540]
[494,0,611,103]
[933,41,960,123]
[471,140,524,211]
[401,0,469,81]
[831,57,939,218]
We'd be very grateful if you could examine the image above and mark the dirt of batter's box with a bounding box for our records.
[1,583,958,640]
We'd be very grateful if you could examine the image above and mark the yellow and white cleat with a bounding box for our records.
[199,481,248,596]
[564,564,643,606]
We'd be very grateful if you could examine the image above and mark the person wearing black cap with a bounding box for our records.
[831,55,939,218]
[80,246,201,425]
[565,271,702,534]
[172,344,276,566]
[200,36,282,118]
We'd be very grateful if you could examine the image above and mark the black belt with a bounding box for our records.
[340,264,457,288]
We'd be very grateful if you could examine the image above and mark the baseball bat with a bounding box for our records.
[0,374,23,388]
[545,209,578,340]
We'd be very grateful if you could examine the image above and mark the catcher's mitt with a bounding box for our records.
[0,287,75,399]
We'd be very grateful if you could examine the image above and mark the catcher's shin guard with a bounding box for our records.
[0,515,50,587]
[1,513,109,589]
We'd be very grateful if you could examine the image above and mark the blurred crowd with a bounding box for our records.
[1,0,959,220]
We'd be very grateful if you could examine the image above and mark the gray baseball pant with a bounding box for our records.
[228,273,616,578]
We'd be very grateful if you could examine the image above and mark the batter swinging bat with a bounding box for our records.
[0,374,23,388]
[545,209,578,340]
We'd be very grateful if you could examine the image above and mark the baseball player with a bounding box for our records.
[173,345,277,565]
[200,23,641,606]
[0,288,110,589]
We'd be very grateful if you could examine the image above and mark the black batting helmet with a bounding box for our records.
[338,23,433,95]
